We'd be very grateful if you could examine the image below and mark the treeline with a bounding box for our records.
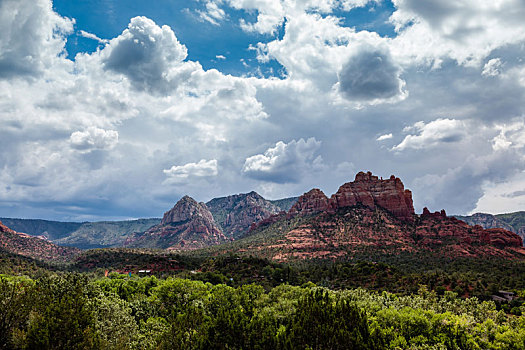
[1,273,525,349]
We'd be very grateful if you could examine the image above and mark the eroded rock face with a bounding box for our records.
[127,196,227,250]
[207,191,281,238]
[288,171,415,222]
[288,189,331,218]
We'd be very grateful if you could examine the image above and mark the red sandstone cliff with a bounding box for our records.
[287,171,414,222]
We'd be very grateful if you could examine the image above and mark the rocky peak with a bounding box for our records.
[161,195,214,225]
[126,195,226,250]
[330,171,414,222]
[288,189,331,217]
[207,191,281,238]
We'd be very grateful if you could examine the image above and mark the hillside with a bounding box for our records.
[54,218,161,249]
[269,197,299,211]
[0,217,161,249]
[0,217,83,240]
[0,220,80,262]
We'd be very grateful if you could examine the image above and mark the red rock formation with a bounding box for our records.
[287,172,415,222]
[287,189,332,218]
[417,213,522,248]
[126,196,228,250]
[330,172,414,222]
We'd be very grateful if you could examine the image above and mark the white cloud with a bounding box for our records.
[242,137,323,183]
[216,55,226,60]
[482,58,503,77]
[70,127,119,151]
[163,159,218,182]
[0,0,73,79]
[99,16,193,94]
[390,0,525,67]
[377,133,393,141]
[393,118,467,151]
[492,119,525,151]
[197,1,227,25]
[79,30,108,44]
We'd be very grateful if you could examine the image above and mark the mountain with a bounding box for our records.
[213,172,524,262]
[206,191,282,238]
[53,218,161,249]
[0,217,161,249]
[454,212,525,244]
[124,196,228,250]
[0,217,83,241]
[0,220,80,261]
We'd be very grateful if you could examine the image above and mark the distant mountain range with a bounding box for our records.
[0,194,298,250]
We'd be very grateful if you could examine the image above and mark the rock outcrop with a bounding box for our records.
[207,192,281,238]
[125,196,227,250]
[287,171,415,222]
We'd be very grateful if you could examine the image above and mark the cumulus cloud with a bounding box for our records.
[101,16,192,93]
[393,118,466,151]
[163,159,218,183]
[0,0,73,79]
[377,133,393,141]
[337,46,406,103]
[390,0,525,66]
[242,138,323,183]
[70,127,119,151]
[482,58,503,77]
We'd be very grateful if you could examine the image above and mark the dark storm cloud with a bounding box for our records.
[338,48,404,101]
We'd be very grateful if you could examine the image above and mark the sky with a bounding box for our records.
[1,0,525,221]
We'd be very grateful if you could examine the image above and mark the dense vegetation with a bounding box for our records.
[1,272,525,349]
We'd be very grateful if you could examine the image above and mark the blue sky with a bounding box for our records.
[54,0,397,77]
[2,0,525,221]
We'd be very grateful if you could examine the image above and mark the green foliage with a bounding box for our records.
[2,272,525,349]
